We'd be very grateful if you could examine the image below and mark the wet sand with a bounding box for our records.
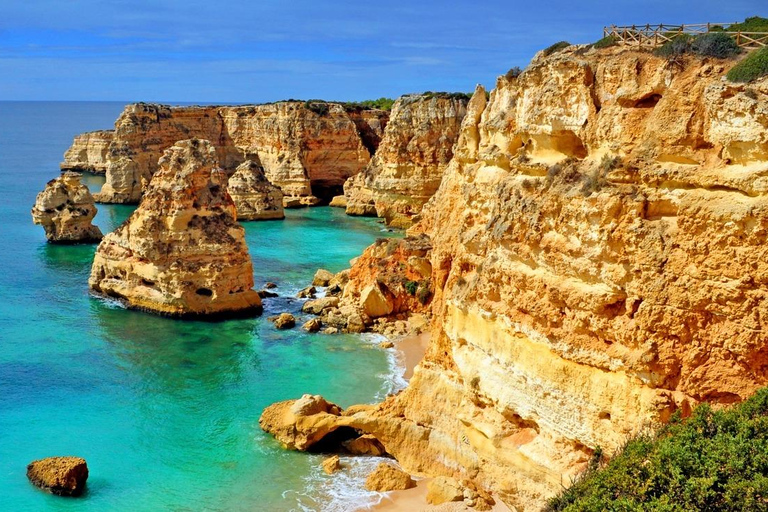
[396,331,429,380]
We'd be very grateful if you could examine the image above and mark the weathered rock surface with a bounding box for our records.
[312,268,334,287]
[27,457,88,497]
[322,455,341,475]
[345,94,468,227]
[302,318,322,332]
[60,130,113,174]
[271,313,296,329]
[65,102,388,204]
[263,47,768,510]
[364,463,415,492]
[227,160,284,220]
[301,296,339,315]
[426,476,464,505]
[89,139,261,318]
[31,172,103,243]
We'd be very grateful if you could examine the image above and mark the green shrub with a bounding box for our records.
[543,41,571,57]
[416,280,432,305]
[403,280,418,296]
[690,32,741,58]
[505,66,523,79]
[654,34,692,57]
[546,387,768,511]
[728,16,768,33]
[592,35,618,49]
[727,47,768,82]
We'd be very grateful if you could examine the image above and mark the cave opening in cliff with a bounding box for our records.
[307,427,360,453]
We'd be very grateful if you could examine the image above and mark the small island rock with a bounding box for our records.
[31,172,103,244]
[26,456,88,497]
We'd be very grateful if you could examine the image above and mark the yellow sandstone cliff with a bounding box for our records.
[89,139,261,318]
[344,93,468,227]
[31,171,103,243]
[68,102,387,204]
[262,45,768,510]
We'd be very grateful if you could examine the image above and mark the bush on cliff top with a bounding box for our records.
[543,41,571,57]
[546,387,768,512]
[728,16,768,33]
[592,35,618,49]
[654,33,741,59]
[727,47,768,82]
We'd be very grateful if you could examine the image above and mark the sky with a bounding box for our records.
[0,1,764,102]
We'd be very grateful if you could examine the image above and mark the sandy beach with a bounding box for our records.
[363,477,514,512]
[397,330,430,380]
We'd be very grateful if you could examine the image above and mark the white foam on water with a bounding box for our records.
[359,333,408,400]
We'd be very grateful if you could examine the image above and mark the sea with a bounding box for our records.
[0,101,403,511]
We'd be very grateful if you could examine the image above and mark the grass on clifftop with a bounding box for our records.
[654,32,741,59]
[727,16,768,33]
[727,47,768,82]
[546,387,768,512]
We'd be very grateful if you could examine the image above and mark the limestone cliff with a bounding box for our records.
[345,94,468,227]
[263,46,768,510]
[31,171,103,243]
[89,139,261,318]
[64,102,387,204]
[60,130,114,174]
[227,160,284,221]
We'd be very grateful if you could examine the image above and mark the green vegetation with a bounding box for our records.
[655,32,740,59]
[342,97,396,111]
[543,41,571,57]
[727,16,768,33]
[403,280,418,296]
[505,66,523,79]
[592,35,619,49]
[421,91,473,101]
[727,46,768,82]
[546,387,768,511]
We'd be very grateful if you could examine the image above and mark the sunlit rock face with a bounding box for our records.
[64,102,388,204]
[31,171,103,243]
[89,139,261,318]
[265,46,768,511]
[227,160,284,221]
[344,93,468,228]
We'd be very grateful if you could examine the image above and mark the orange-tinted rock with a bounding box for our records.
[60,130,113,174]
[26,457,88,497]
[227,160,284,221]
[31,172,103,243]
[364,463,415,492]
[89,139,261,318]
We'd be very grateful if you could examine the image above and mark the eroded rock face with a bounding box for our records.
[27,457,88,497]
[263,47,768,510]
[60,130,114,174]
[65,102,388,204]
[344,94,468,227]
[227,160,284,221]
[31,172,103,243]
[89,139,261,318]
[364,463,415,492]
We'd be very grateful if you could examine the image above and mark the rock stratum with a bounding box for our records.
[63,102,387,204]
[31,171,103,243]
[89,139,262,318]
[227,160,284,221]
[262,46,768,510]
[344,93,468,227]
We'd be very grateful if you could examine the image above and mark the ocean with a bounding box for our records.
[0,102,400,511]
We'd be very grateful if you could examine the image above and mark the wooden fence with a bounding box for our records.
[603,23,768,49]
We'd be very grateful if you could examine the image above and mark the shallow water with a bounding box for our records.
[0,102,398,511]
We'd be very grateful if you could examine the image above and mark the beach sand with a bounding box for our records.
[397,331,430,380]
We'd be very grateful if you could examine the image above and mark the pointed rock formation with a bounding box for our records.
[89,139,262,318]
[227,160,285,221]
[31,171,103,244]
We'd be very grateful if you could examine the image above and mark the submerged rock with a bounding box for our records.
[322,455,342,475]
[364,463,415,492]
[31,172,103,244]
[302,318,322,333]
[227,160,284,221]
[88,139,262,318]
[26,457,88,497]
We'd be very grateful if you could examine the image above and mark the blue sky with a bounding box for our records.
[0,1,764,102]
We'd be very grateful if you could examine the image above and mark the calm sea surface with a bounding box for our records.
[0,102,399,511]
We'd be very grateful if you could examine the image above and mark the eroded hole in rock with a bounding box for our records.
[619,94,662,109]
[141,279,156,287]
[195,288,213,297]
[308,426,360,453]
[599,411,611,421]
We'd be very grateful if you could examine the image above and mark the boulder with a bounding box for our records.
[297,286,317,299]
[322,455,342,475]
[312,269,334,287]
[227,160,284,221]
[271,313,296,329]
[302,297,340,315]
[26,457,88,497]
[426,476,464,505]
[360,284,394,318]
[264,282,277,289]
[379,340,394,349]
[343,434,387,456]
[329,195,347,208]
[364,463,415,492]
[31,172,103,244]
[259,394,343,450]
[302,318,322,333]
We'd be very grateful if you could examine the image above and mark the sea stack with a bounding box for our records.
[31,171,103,243]
[26,456,89,497]
[89,138,262,318]
[227,160,285,220]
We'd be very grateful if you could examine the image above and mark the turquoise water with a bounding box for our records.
[0,102,398,511]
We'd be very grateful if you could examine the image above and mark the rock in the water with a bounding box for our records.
[26,457,88,497]
[302,297,340,315]
[60,130,113,174]
[258,289,278,298]
[312,268,334,287]
[88,139,262,318]
[297,286,317,299]
[271,313,296,329]
[343,434,387,456]
[379,340,394,349]
[259,394,343,450]
[426,476,464,505]
[328,195,347,208]
[364,463,415,492]
[31,172,103,244]
[302,318,322,332]
[265,282,277,289]
[322,455,342,475]
[227,160,285,221]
